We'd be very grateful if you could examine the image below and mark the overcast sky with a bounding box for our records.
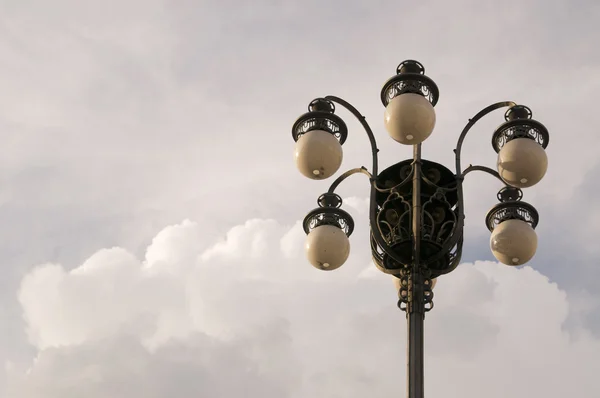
[1,0,600,396]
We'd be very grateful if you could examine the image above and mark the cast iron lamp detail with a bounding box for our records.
[293,98,348,179]
[290,60,549,398]
[302,193,354,271]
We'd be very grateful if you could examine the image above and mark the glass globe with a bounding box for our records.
[497,138,548,188]
[384,93,436,145]
[305,224,350,271]
[490,219,538,266]
[294,130,343,180]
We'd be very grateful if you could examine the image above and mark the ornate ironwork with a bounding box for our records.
[485,187,539,232]
[302,193,355,236]
[292,98,348,144]
[318,192,342,208]
[491,105,549,152]
[373,232,464,277]
[497,186,523,202]
[291,59,548,398]
[395,272,435,312]
[380,60,439,107]
[369,159,463,277]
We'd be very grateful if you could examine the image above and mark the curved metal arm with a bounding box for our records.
[324,96,408,266]
[454,101,516,175]
[425,101,517,271]
[325,95,380,177]
[327,167,373,193]
[459,164,504,183]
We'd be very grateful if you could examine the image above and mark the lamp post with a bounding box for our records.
[291,60,550,398]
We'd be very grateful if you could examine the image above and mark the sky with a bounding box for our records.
[1,0,600,396]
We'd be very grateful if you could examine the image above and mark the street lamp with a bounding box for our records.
[291,60,550,398]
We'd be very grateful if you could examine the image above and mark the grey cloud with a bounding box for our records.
[6,332,297,398]
[8,217,600,397]
[0,0,600,395]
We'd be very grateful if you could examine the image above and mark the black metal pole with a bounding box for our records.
[407,143,425,398]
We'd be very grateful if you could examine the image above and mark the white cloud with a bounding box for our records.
[2,0,600,396]
[200,219,285,262]
[9,218,600,397]
[6,332,299,398]
[18,247,192,351]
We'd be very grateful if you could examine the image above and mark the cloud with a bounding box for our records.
[6,332,298,398]
[9,217,600,397]
[18,247,192,351]
[2,0,600,396]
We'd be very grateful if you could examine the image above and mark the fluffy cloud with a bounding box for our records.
[2,0,600,396]
[6,333,298,398]
[8,216,600,397]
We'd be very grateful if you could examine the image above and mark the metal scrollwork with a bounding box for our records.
[384,80,436,105]
[371,159,463,277]
[423,277,434,312]
[295,117,343,140]
[486,186,539,232]
[291,60,548,398]
[492,120,549,152]
[397,273,409,312]
[380,61,440,107]
[303,208,354,236]
[422,187,458,246]
[303,193,355,236]
[291,99,349,144]
[491,105,549,153]
[396,272,435,312]
[485,201,539,232]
